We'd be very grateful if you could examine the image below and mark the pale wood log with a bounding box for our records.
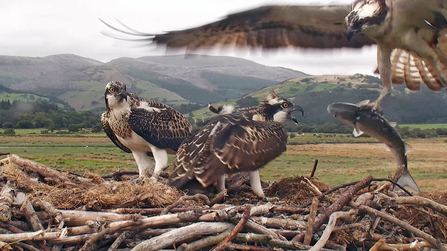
[309,209,356,251]
[108,231,136,251]
[21,197,44,232]
[386,195,447,216]
[226,243,276,250]
[131,222,234,251]
[249,204,273,216]
[251,217,306,230]
[233,233,335,250]
[370,239,439,251]
[177,230,231,251]
[0,181,14,222]
[9,154,70,182]
[244,220,287,241]
[0,241,11,251]
[304,197,319,245]
[359,205,447,251]
[313,175,373,233]
[211,205,251,251]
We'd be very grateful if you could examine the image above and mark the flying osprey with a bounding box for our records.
[168,92,303,198]
[101,81,192,180]
[102,0,447,110]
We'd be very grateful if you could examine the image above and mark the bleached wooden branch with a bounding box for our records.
[131,222,234,251]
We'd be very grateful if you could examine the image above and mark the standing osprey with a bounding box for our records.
[102,0,447,110]
[168,92,303,198]
[101,81,192,180]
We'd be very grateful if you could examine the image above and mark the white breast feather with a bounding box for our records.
[273,111,287,123]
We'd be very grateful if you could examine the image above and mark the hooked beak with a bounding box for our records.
[120,91,128,101]
[288,105,304,125]
[346,26,358,41]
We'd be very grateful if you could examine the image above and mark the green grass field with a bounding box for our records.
[399,124,447,129]
[2,132,446,191]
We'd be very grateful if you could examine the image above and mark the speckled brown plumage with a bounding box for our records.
[168,113,288,189]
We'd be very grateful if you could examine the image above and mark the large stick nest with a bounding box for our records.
[0,154,446,251]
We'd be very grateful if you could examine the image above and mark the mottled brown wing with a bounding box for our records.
[195,119,288,187]
[128,103,192,150]
[168,122,215,189]
[100,112,132,153]
[388,49,446,91]
[106,5,375,50]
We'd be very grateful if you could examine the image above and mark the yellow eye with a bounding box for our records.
[110,87,115,93]
[282,103,289,108]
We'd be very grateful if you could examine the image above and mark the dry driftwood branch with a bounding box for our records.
[309,209,356,251]
[370,239,438,251]
[359,205,447,251]
[80,219,142,251]
[177,230,231,251]
[211,205,251,251]
[33,199,63,229]
[0,181,14,222]
[131,222,235,251]
[209,190,227,206]
[226,243,277,250]
[21,197,44,232]
[249,203,273,216]
[232,233,334,251]
[9,154,70,182]
[161,194,210,215]
[300,180,322,196]
[244,219,287,241]
[313,175,373,232]
[251,217,306,230]
[309,159,318,178]
[387,195,447,216]
[304,197,319,245]
[303,177,322,196]
[107,230,136,251]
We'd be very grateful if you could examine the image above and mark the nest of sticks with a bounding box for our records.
[0,154,446,251]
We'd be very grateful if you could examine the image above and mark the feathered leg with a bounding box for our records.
[248,170,265,199]
[373,43,393,111]
[132,151,154,178]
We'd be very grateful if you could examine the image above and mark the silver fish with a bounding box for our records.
[327,101,420,192]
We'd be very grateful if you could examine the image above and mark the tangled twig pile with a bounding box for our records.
[0,154,446,251]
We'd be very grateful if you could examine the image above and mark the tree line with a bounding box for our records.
[0,99,100,132]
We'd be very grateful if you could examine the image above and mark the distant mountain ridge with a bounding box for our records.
[0,54,307,110]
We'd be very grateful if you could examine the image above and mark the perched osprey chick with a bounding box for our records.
[101,81,192,179]
[169,92,303,198]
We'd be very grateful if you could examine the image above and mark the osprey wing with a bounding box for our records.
[168,121,215,189]
[196,116,288,187]
[100,112,132,153]
[128,101,192,150]
[103,5,375,50]
[388,49,447,91]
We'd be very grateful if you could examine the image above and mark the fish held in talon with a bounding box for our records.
[327,101,420,192]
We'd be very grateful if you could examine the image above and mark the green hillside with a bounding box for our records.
[193,74,447,125]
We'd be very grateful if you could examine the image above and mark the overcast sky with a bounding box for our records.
[0,0,378,75]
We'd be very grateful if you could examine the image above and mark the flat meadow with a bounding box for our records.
[2,129,447,192]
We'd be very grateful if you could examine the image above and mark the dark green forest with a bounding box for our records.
[0,99,99,132]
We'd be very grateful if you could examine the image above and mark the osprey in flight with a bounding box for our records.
[168,92,304,198]
[101,81,192,180]
[102,0,447,110]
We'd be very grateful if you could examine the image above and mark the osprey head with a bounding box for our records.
[345,0,387,40]
[264,91,304,124]
[104,81,128,109]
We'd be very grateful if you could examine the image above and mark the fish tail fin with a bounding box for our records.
[395,172,420,192]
